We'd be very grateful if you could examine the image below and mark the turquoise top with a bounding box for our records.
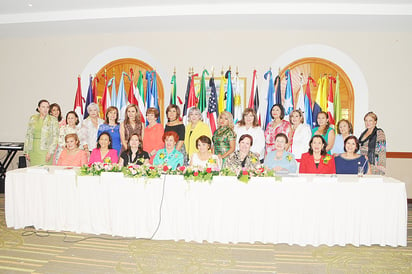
[153,148,184,170]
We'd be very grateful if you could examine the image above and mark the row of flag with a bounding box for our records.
[74,67,342,134]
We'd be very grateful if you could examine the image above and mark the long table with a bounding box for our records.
[5,166,408,247]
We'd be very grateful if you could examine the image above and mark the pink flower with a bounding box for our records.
[242,170,249,176]
[178,166,186,172]
[149,166,155,170]
[206,168,212,173]
[194,171,199,176]
[163,165,169,172]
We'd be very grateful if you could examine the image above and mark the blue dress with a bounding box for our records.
[153,148,184,170]
[335,155,368,174]
[264,150,297,173]
[97,124,121,156]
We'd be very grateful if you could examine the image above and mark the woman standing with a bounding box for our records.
[189,135,221,169]
[212,111,236,163]
[119,133,150,167]
[184,107,211,160]
[264,133,297,173]
[264,104,291,155]
[79,103,104,153]
[57,133,88,167]
[89,132,119,164]
[223,134,260,170]
[164,104,185,152]
[143,108,164,164]
[153,131,184,170]
[288,109,311,161]
[97,106,121,156]
[335,136,369,174]
[331,119,353,155]
[359,112,386,175]
[55,111,80,163]
[234,108,265,161]
[49,103,66,127]
[24,99,59,165]
[299,135,336,174]
[312,111,335,153]
[120,104,144,152]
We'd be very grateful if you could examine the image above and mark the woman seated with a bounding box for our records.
[264,133,297,173]
[57,133,87,167]
[153,131,184,170]
[223,134,260,170]
[189,135,221,170]
[331,119,353,155]
[119,133,150,167]
[299,135,336,174]
[89,132,119,164]
[335,136,369,174]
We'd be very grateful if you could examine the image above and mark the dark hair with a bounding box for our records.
[270,104,285,120]
[343,136,360,153]
[162,131,179,143]
[127,133,143,154]
[66,111,80,125]
[105,106,119,124]
[146,107,160,119]
[49,103,63,122]
[316,111,330,135]
[308,135,327,156]
[36,99,49,113]
[196,135,212,149]
[336,119,353,135]
[97,132,113,149]
[275,133,289,144]
[239,134,253,146]
[166,104,181,121]
[237,108,259,127]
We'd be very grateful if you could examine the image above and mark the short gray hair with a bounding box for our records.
[188,107,203,121]
[87,102,100,114]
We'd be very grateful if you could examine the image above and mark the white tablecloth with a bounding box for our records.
[5,167,408,247]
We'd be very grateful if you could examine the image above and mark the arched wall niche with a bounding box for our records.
[272,44,368,136]
[81,46,166,124]
[279,57,354,126]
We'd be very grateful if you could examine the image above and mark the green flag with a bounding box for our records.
[334,74,342,123]
[198,69,209,114]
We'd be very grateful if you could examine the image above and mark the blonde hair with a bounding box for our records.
[218,111,235,130]
[289,109,304,125]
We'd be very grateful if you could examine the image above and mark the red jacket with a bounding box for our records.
[299,152,336,174]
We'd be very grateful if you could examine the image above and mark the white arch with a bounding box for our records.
[271,44,368,135]
[80,45,167,114]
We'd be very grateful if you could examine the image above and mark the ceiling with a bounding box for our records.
[1,0,412,37]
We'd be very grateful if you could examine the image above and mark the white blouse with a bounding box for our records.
[290,123,312,160]
[79,117,104,151]
[190,153,221,169]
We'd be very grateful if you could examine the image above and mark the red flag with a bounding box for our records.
[92,77,99,103]
[327,76,336,125]
[188,73,198,109]
[101,72,110,116]
[128,69,138,105]
[73,76,84,117]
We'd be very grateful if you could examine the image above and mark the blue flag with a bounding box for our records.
[264,69,275,129]
[284,69,294,118]
[108,76,117,108]
[84,75,94,119]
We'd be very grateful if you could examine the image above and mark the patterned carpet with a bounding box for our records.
[1,194,411,273]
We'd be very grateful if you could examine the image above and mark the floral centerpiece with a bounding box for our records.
[181,166,220,182]
[80,159,122,176]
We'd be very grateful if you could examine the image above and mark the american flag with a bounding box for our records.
[207,77,218,134]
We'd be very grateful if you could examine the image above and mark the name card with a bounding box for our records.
[312,175,338,184]
[358,176,384,183]
[26,166,49,174]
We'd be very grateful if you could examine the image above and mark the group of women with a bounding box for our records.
[24,99,386,175]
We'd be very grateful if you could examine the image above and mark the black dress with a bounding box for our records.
[120,150,150,166]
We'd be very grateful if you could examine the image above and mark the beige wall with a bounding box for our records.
[0,30,411,155]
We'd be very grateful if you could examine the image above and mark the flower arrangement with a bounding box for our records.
[80,162,122,176]
[237,168,250,183]
[286,154,293,162]
[182,166,219,182]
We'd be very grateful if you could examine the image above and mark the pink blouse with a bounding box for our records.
[57,149,88,167]
[88,148,119,164]
[264,120,291,154]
